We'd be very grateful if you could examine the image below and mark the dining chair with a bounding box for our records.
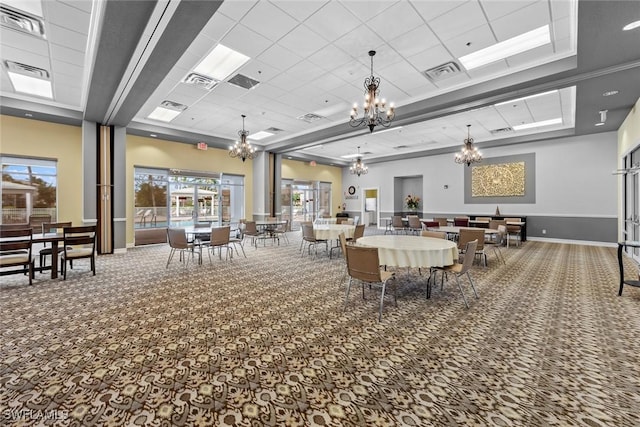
[0,227,35,285]
[423,220,440,229]
[454,217,469,227]
[193,220,212,246]
[229,224,247,258]
[484,225,507,265]
[301,224,327,257]
[166,228,201,268]
[344,244,396,322]
[298,221,313,251]
[434,218,448,226]
[504,218,522,247]
[433,239,479,308]
[458,228,487,267]
[407,215,422,235]
[61,225,97,279]
[28,214,52,233]
[272,219,290,245]
[243,221,264,248]
[39,222,72,271]
[207,226,232,262]
[421,230,447,239]
[391,215,406,234]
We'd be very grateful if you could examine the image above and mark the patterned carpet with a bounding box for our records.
[1,229,639,426]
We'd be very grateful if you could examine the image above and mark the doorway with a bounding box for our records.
[361,187,380,227]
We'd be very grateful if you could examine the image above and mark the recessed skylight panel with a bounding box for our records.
[193,44,250,81]
[7,72,52,98]
[459,25,551,70]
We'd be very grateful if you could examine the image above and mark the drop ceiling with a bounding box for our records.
[1,0,639,166]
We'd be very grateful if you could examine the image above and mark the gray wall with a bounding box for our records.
[342,132,618,243]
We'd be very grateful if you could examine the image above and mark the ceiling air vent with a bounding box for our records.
[423,61,461,82]
[297,113,325,123]
[266,127,283,133]
[228,73,260,90]
[490,127,514,135]
[0,5,46,39]
[160,100,188,111]
[182,72,219,90]
[4,60,49,78]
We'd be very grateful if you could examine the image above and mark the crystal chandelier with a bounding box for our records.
[350,146,368,176]
[229,114,256,162]
[349,50,395,133]
[455,125,482,166]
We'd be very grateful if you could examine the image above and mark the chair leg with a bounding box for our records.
[343,277,354,312]
[455,275,469,308]
[467,271,478,299]
[378,281,387,322]
[166,248,176,268]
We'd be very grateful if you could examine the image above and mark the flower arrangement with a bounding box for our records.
[406,194,420,210]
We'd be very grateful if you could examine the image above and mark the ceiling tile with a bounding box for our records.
[236,59,280,84]
[44,1,90,34]
[241,1,299,41]
[0,29,49,56]
[278,25,328,59]
[217,0,258,21]
[388,25,440,58]
[221,24,273,58]
[307,44,353,71]
[49,43,84,66]
[58,1,93,14]
[53,83,81,105]
[481,0,538,21]
[443,24,497,58]
[304,2,360,42]
[364,1,423,40]
[270,0,329,22]
[51,60,82,78]
[47,23,88,52]
[0,44,50,70]
[199,10,236,42]
[333,25,385,59]
[490,1,551,40]
[256,44,303,72]
[406,44,455,71]
[340,0,398,22]
[409,0,466,22]
[428,1,488,41]
[550,0,574,19]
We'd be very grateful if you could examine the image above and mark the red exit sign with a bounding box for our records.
[197,142,208,150]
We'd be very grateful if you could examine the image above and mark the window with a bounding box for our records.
[1,156,57,224]
[134,168,168,228]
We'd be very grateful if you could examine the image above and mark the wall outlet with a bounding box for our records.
[542,229,546,234]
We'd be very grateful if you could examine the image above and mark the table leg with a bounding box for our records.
[50,241,59,279]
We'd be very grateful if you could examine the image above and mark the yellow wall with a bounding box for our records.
[126,135,253,244]
[0,115,83,225]
[281,159,343,214]
[617,98,640,239]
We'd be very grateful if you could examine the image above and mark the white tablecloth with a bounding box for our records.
[314,224,355,240]
[357,235,458,268]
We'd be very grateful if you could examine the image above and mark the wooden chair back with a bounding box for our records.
[407,215,422,229]
[421,230,446,239]
[454,217,469,227]
[460,240,478,274]
[0,227,32,254]
[352,224,365,241]
[458,228,484,251]
[434,217,448,226]
[345,245,382,283]
[167,228,189,249]
[391,216,404,228]
[210,226,231,246]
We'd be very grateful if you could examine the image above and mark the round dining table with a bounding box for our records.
[357,235,458,268]
[313,223,356,240]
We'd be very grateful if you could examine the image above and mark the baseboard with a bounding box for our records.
[114,248,127,254]
[527,237,616,247]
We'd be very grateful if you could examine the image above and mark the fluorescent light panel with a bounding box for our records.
[341,153,363,159]
[459,25,551,70]
[623,20,640,31]
[7,72,52,98]
[193,44,250,81]
[247,131,274,141]
[494,90,558,106]
[147,106,181,122]
[512,117,562,131]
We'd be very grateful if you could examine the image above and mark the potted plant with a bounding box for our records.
[406,194,420,212]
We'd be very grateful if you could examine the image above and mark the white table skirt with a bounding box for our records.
[357,235,458,268]
[314,224,355,240]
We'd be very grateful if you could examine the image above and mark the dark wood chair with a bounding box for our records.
[0,228,35,285]
[61,226,97,279]
[39,222,72,271]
